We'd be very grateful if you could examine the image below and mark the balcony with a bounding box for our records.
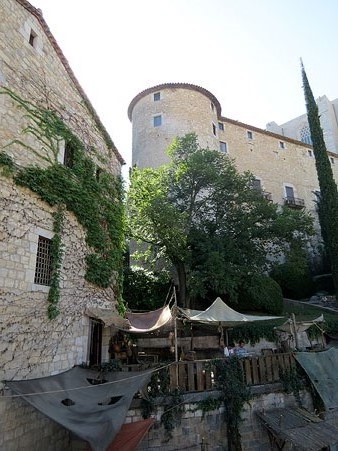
[284,196,305,209]
[262,191,273,202]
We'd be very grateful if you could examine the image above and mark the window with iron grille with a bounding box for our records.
[34,236,52,286]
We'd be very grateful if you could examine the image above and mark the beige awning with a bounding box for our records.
[85,305,172,333]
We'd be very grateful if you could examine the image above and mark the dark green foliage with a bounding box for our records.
[0,89,126,314]
[140,367,183,439]
[279,366,304,407]
[302,64,338,297]
[229,320,281,345]
[270,244,315,300]
[160,389,185,440]
[0,151,16,175]
[123,266,171,310]
[47,206,65,319]
[213,358,252,451]
[237,275,283,314]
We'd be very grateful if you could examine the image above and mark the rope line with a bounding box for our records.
[1,363,172,399]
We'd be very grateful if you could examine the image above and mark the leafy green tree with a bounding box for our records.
[123,266,171,311]
[302,63,338,297]
[270,242,315,300]
[128,133,313,308]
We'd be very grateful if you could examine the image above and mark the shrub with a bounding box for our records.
[237,274,283,314]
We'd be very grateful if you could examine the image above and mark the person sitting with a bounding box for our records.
[223,344,235,357]
[234,340,248,357]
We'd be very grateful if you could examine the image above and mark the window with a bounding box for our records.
[330,157,335,165]
[212,123,217,136]
[29,29,37,47]
[285,186,295,200]
[96,167,102,181]
[307,149,313,157]
[220,141,227,153]
[34,236,52,286]
[300,125,312,145]
[211,102,215,112]
[247,131,253,140]
[153,115,162,127]
[63,141,75,168]
[218,122,224,131]
[279,141,285,149]
[252,178,262,191]
[153,92,161,101]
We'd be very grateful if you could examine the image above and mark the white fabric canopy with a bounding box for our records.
[85,305,173,333]
[179,297,282,326]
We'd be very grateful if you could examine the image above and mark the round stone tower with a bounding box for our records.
[128,83,222,168]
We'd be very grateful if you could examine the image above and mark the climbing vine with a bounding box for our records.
[197,358,252,451]
[47,205,65,319]
[279,365,305,408]
[0,88,126,314]
[140,367,184,439]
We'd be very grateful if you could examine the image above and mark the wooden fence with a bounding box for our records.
[169,353,295,392]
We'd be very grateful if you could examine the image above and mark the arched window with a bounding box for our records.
[299,124,312,145]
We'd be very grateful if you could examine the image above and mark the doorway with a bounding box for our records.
[88,318,103,366]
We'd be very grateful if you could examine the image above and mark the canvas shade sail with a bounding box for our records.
[85,305,172,333]
[178,297,282,326]
[276,314,324,333]
[6,366,152,451]
[295,347,338,411]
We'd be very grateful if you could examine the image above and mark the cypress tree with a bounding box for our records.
[301,62,338,297]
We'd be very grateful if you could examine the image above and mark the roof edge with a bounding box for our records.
[15,0,125,165]
[127,83,222,121]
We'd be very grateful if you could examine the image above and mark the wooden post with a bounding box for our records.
[291,313,299,350]
[173,287,179,388]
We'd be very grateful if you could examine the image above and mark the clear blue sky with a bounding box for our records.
[33,0,338,175]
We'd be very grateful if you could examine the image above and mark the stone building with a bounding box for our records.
[0,0,124,448]
[267,94,338,154]
[128,83,338,233]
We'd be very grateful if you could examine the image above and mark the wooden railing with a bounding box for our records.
[168,353,295,392]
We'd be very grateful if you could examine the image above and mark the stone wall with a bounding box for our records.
[69,385,313,451]
[0,396,70,451]
[0,0,123,448]
[0,0,122,174]
[0,177,117,449]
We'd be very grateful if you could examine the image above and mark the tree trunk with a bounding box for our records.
[174,260,190,308]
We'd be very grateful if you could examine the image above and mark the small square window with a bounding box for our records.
[247,131,253,140]
[153,115,162,127]
[252,178,262,191]
[218,122,224,131]
[220,141,227,153]
[153,92,161,101]
[330,157,335,165]
[212,123,217,136]
[34,236,52,286]
[279,141,285,149]
[307,149,313,157]
[29,29,37,47]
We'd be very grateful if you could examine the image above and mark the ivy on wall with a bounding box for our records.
[0,88,126,316]
[48,205,65,319]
